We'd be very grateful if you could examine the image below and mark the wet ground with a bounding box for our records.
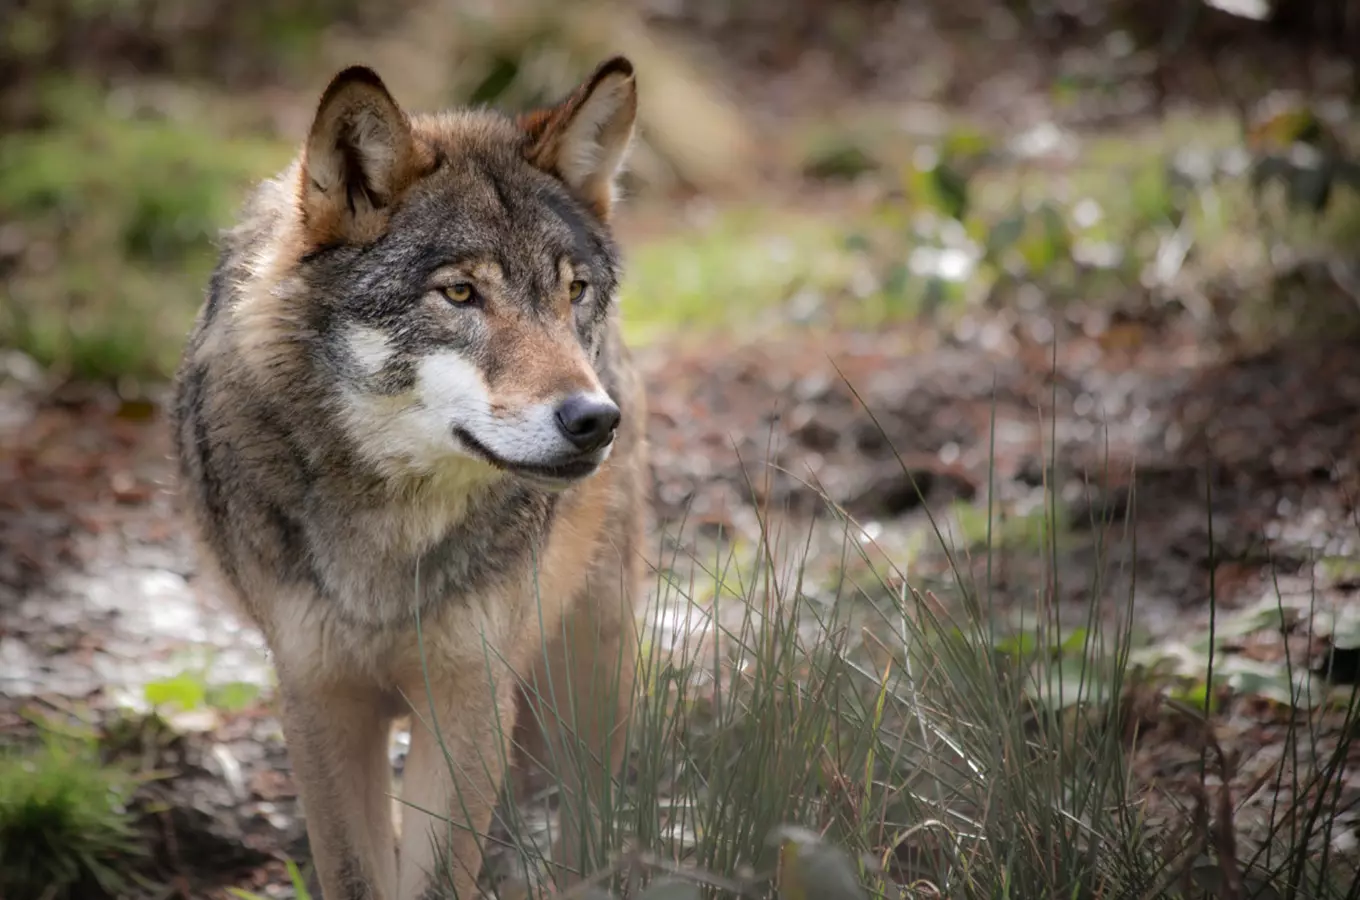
[3,310,1360,894]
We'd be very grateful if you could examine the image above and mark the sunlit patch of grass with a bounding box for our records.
[619,206,864,345]
[0,78,292,380]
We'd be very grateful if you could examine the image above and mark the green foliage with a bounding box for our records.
[0,78,290,379]
[802,138,880,181]
[144,669,263,714]
[1249,101,1360,217]
[0,733,145,900]
[620,207,859,344]
[1,0,356,77]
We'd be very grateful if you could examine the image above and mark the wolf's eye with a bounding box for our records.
[440,283,476,305]
[568,280,588,304]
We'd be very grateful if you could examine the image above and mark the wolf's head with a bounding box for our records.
[253,58,638,489]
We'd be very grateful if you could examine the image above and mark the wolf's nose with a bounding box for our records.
[555,393,620,453]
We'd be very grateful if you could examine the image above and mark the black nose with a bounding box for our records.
[554,394,621,453]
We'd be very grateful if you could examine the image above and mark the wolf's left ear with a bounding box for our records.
[521,57,638,221]
[300,66,420,246]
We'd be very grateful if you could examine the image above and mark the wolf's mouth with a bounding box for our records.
[452,427,606,483]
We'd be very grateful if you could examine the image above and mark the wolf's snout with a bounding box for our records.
[554,394,620,453]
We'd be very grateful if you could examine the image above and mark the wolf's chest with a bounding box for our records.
[303,487,558,627]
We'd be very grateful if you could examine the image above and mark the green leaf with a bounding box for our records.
[1170,679,1219,715]
[285,857,313,900]
[1060,627,1091,655]
[929,163,970,221]
[995,631,1039,660]
[1213,656,1330,707]
[143,673,207,713]
[1009,202,1071,277]
[206,681,261,713]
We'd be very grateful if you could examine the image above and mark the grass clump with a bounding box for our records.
[0,732,145,900]
[415,395,1360,900]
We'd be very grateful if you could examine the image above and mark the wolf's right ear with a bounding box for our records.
[299,66,419,246]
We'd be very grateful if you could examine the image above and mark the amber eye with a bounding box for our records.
[441,283,475,305]
[568,280,588,303]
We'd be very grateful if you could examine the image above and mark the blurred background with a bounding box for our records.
[2,1,1360,897]
[2,0,1358,379]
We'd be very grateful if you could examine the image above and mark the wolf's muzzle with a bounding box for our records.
[554,393,620,454]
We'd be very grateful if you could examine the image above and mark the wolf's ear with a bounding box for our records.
[521,57,638,221]
[300,66,419,245]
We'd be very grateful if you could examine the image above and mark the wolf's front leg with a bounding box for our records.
[276,675,400,900]
[397,665,518,899]
[514,563,639,890]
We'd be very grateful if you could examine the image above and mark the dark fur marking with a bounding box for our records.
[255,404,319,491]
[263,500,321,590]
[173,364,208,480]
[299,241,349,265]
[334,853,376,900]
[589,55,634,84]
[540,187,597,267]
[321,66,390,102]
[338,126,382,216]
[401,484,558,621]
[185,376,242,593]
[485,163,515,220]
[202,259,230,326]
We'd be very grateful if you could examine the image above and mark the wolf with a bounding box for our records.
[170,57,648,899]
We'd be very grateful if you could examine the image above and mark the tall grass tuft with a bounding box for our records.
[407,384,1359,899]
